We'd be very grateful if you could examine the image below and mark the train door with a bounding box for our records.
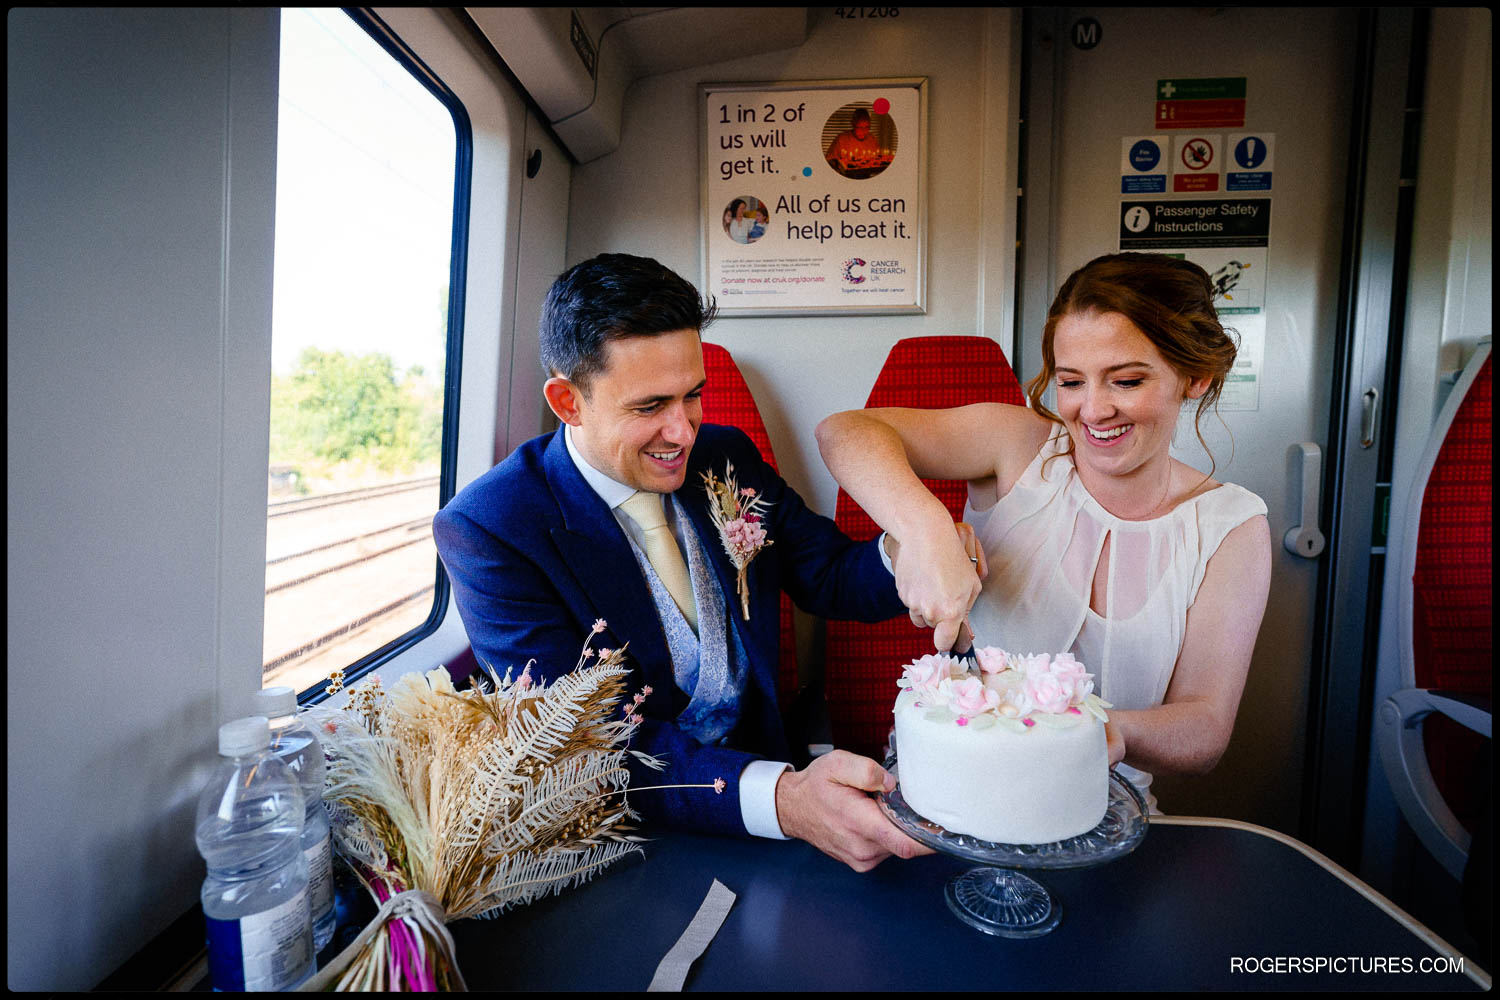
[1020,8,1419,859]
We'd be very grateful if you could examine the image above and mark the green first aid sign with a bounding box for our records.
[1157,78,1247,101]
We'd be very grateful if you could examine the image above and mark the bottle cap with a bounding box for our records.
[219,716,271,756]
[253,686,298,719]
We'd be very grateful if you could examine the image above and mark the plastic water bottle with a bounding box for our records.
[254,686,336,954]
[196,716,314,991]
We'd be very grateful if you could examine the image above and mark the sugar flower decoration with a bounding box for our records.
[899,647,1111,730]
[897,652,965,694]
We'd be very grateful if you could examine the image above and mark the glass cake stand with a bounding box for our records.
[878,741,1148,938]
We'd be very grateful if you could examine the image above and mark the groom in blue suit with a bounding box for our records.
[433,254,931,871]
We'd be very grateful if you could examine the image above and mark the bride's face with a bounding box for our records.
[1051,309,1208,485]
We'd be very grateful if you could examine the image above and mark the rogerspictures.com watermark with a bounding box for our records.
[1230,956,1466,975]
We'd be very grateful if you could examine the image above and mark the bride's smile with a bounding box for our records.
[1052,308,1209,500]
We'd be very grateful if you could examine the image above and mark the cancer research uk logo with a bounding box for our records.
[842,258,908,285]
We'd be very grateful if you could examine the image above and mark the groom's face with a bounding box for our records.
[570,327,706,494]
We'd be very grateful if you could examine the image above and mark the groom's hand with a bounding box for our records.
[774,750,933,872]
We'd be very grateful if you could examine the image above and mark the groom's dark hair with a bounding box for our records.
[540,253,717,396]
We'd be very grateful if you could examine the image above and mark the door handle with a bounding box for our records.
[1360,387,1380,448]
[1284,442,1326,558]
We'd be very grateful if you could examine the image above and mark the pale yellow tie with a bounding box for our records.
[619,491,698,634]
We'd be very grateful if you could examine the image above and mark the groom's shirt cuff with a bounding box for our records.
[740,759,793,839]
[877,531,895,576]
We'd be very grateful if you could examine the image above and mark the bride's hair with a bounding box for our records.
[1024,252,1238,478]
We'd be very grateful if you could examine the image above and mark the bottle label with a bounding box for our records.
[307,835,334,920]
[205,886,313,991]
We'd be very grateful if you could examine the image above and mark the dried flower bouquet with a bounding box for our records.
[304,629,665,991]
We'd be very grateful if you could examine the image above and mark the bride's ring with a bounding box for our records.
[968,556,979,565]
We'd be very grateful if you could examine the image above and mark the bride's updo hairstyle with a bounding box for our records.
[1024,252,1238,476]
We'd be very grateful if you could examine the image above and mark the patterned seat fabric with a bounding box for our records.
[1412,354,1492,831]
[824,336,1026,759]
[701,341,799,708]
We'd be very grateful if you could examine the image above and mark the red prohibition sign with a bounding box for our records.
[1181,138,1214,171]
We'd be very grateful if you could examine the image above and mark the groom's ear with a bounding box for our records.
[544,376,585,426]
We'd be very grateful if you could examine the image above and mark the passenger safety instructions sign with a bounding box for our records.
[1119,199,1269,249]
[1124,76,1268,411]
[1119,199,1270,411]
[701,78,927,315]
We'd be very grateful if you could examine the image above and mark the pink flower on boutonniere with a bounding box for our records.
[722,517,768,561]
[702,462,774,621]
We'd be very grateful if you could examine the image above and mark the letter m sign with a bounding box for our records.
[1071,17,1101,50]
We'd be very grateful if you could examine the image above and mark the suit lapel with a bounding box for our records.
[541,431,672,672]
[679,442,775,671]
[677,468,739,620]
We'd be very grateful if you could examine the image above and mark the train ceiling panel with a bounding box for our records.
[464,6,809,163]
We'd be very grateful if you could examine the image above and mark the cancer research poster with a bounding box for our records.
[702,79,927,315]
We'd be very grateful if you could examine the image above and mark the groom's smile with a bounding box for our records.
[559,327,706,495]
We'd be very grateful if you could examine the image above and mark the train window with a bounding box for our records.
[264,8,468,696]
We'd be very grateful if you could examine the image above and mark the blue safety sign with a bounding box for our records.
[1121,136,1167,194]
[1226,132,1274,191]
[1130,140,1161,172]
[1234,136,1268,169]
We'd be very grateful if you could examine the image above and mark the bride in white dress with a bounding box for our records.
[817,253,1272,807]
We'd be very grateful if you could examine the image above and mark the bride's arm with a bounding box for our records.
[815,403,1044,650]
[1106,515,1272,774]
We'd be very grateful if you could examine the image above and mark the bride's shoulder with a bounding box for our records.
[968,401,1051,446]
[1172,464,1268,522]
[1175,461,1222,501]
[990,407,1055,496]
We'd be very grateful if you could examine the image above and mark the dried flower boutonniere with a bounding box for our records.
[701,461,773,620]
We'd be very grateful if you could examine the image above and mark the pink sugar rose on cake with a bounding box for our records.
[900,652,962,694]
[1024,668,1074,715]
[946,676,1001,718]
[974,646,1011,675]
[1049,651,1094,704]
[1015,652,1056,678]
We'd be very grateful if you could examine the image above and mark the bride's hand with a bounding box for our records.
[955,521,987,581]
[887,521,985,652]
[1105,722,1126,767]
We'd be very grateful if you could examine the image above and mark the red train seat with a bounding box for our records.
[1377,341,1492,881]
[823,336,1026,759]
[701,341,799,709]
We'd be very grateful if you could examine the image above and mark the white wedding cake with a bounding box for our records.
[891,648,1110,845]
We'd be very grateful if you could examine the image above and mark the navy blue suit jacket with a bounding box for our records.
[432,424,904,836]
